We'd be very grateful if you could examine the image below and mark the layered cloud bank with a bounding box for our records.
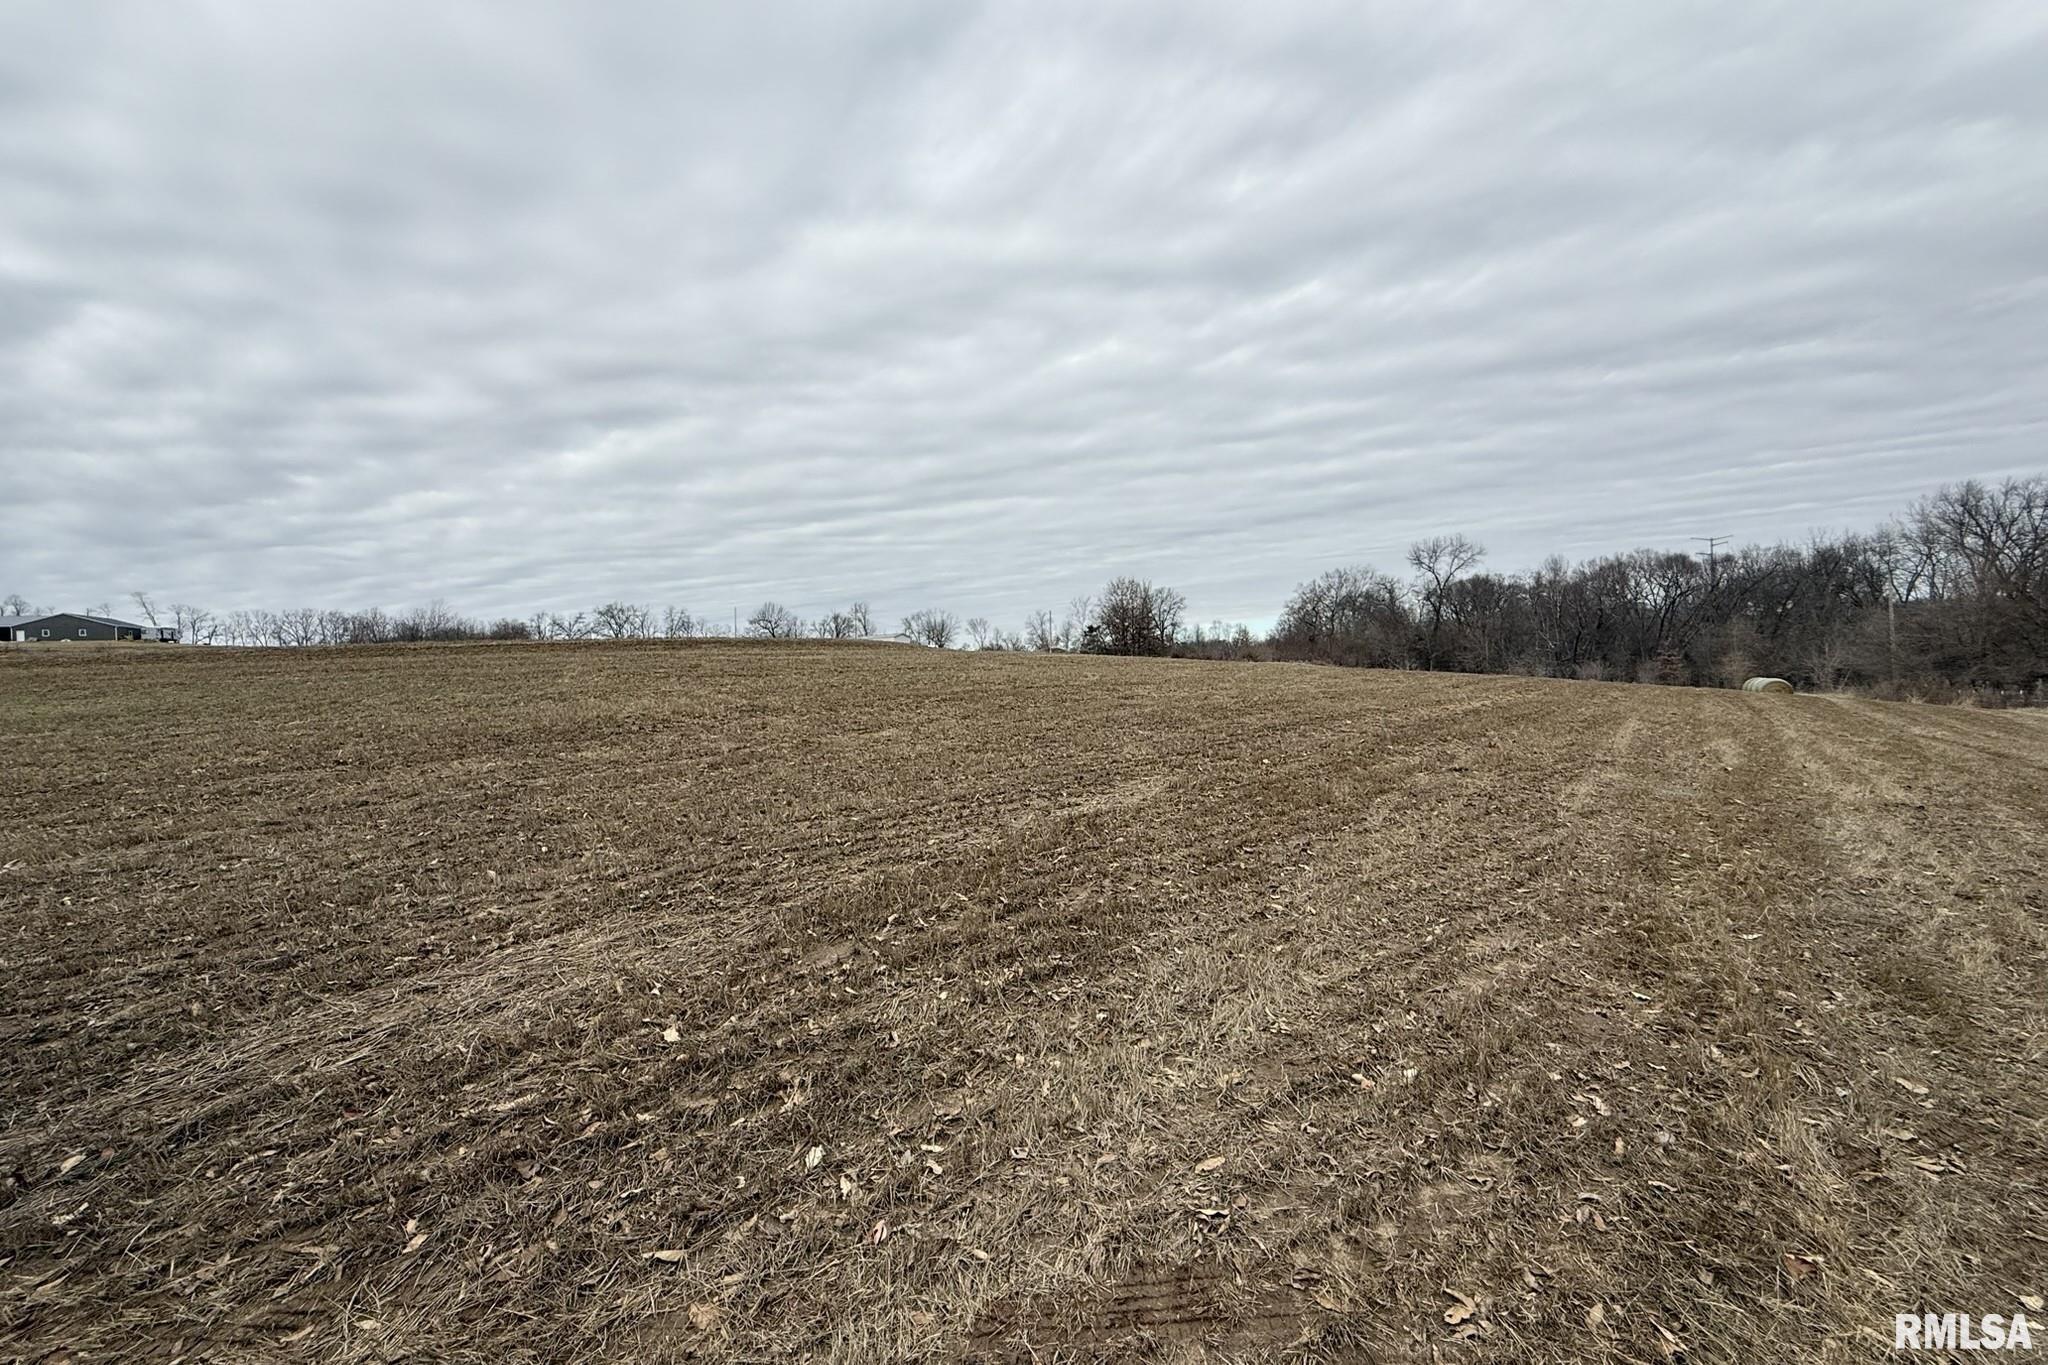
[3,1,2044,625]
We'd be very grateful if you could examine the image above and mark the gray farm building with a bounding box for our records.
[0,612,178,643]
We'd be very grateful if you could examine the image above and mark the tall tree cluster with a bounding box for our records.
[1084,577,1186,656]
[1273,477,2047,694]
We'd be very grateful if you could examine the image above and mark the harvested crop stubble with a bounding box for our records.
[2,640,2044,1363]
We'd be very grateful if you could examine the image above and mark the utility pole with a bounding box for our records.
[1692,535,1729,591]
[1887,588,1899,684]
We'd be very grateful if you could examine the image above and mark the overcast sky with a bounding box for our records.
[3,2,2043,629]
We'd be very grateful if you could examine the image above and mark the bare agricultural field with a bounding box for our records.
[2,642,2043,1364]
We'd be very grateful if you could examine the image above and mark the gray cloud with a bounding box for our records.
[3,0,2044,628]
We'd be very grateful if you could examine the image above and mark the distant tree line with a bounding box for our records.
[18,476,2041,701]
[1267,477,2046,700]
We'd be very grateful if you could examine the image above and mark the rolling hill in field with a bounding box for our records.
[2,642,2043,1362]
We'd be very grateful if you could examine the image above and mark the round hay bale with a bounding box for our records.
[1742,677,1795,694]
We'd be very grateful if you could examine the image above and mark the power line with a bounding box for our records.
[1692,535,1730,590]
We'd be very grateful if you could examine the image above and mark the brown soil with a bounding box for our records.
[2,641,2042,1363]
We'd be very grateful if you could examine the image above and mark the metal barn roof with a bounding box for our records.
[0,612,149,630]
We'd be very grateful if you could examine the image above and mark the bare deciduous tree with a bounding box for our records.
[662,605,697,638]
[272,607,322,647]
[1089,577,1184,655]
[592,601,653,639]
[172,603,215,644]
[903,608,958,648]
[1408,534,1486,669]
[1064,594,1093,647]
[390,599,471,643]
[531,611,589,641]
[747,602,801,639]
[219,609,259,646]
[1023,609,1060,651]
[1273,566,1410,667]
[847,601,875,636]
